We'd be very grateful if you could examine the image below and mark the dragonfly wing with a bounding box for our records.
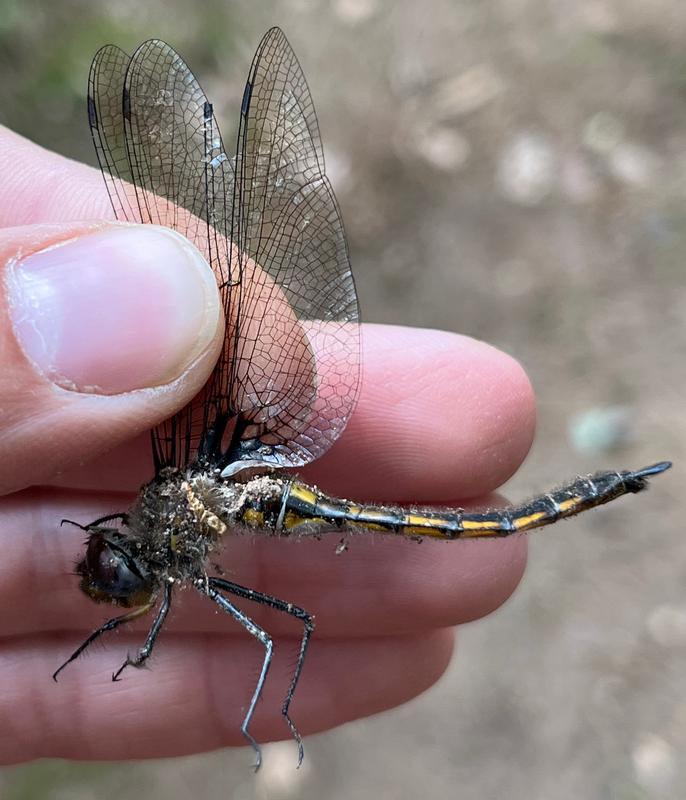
[87,30,360,474]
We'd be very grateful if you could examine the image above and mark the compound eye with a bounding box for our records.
[78,533,149,603]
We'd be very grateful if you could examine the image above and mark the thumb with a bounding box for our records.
[0,222,223,494]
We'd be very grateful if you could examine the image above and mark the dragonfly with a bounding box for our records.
[53,27,671,768]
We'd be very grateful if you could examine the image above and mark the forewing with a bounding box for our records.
[88,40,236,468]
[218,27,360,473]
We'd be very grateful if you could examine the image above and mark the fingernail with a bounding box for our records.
[6,225,220,394]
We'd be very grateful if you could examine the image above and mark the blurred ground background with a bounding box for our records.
[0,0,684,797]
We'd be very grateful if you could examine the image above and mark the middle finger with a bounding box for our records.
[1,485,526,639]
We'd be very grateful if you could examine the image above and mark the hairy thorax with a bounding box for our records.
[125,468,288,583]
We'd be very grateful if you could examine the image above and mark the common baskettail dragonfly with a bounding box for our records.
[54,27,672,768]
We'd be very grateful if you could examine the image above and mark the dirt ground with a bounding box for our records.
[1,1,684,798]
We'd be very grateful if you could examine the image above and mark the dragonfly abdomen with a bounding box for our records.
[277,462,670,540]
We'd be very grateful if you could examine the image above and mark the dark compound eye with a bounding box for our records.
[77,533,152,605]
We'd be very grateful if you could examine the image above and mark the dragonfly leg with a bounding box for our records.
[112,583,173,681]
[203,583,273,771]
[209,577,314,767]
[53,601,155,681]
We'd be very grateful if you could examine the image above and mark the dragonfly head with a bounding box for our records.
[65,518,155,608]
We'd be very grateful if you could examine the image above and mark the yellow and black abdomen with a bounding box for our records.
[273,462,669,540]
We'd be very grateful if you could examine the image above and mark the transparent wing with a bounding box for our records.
[88,40,235,468]
[87,29,360,473]
[213,27,360,473]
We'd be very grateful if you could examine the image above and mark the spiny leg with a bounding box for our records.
[52,601,155,681]
[203,584,273,771]
[112,583,173,681]
[60,513,129,531]
[209,577,315,767]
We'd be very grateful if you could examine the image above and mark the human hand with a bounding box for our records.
[0,126,531,763]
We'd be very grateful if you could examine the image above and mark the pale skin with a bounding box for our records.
[0,126,531,764]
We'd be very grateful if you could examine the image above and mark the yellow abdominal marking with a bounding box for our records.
[242,508,265,527]
[350,507,387,521]
[283,511,326,530]
[354,522,389,532]
[557,496,582,512]
[289,485,319,505]
[181,480,227,536]
[406,514,439,527]
[461,519,501,530]
[402,513,454,538]
[513,511,547,530]
[403,526,447,537]
[345,507,391,531]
